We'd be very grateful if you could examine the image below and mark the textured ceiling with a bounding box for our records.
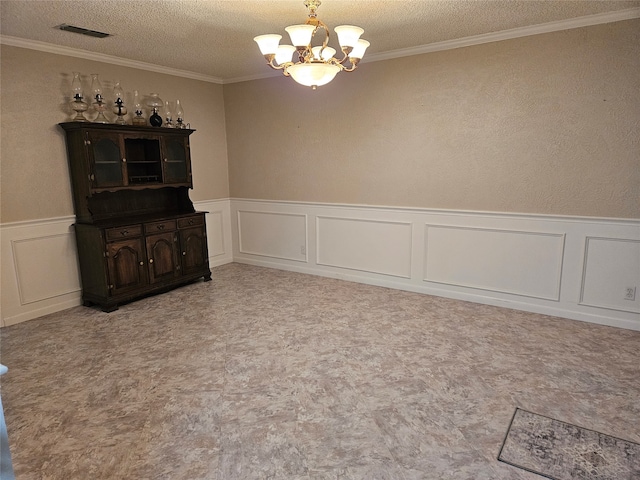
[1,0,639,82]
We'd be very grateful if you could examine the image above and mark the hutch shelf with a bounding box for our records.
[60,122,212,312]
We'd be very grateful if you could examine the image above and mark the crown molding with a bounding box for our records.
[223,70,282,85]
[362,7,640,64]
[0,35,224,84]
[2,7,638,85]
[223,7,640,84]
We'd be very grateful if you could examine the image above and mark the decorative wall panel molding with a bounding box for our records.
[1,217,81,327]
[206,211,226,258]
[231,199,640,331]
[423,225,565,300]
[3,200,639,331]
[237,210,307,262]
[580,237,640,313]
[316,216,412,278]
[193,199,233,267]
[12,233,80,305]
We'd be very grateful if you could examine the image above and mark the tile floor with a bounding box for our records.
[1,263,639,479]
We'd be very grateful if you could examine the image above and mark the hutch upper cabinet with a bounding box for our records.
[60,122,211,312]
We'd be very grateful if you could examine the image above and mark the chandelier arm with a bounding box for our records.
[264,54,289,71]
[343,57,361,72]
[318,20,330,49]
[296,46,309,63]
[305,16,333,61]
[333,46,353,65]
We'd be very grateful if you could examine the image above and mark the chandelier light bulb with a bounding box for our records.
[275,45,297,65]
[285,24,315,47]
[334,25,364,49]
[254,34,282,55]
[311,46,336,61]
[349,39,370,60]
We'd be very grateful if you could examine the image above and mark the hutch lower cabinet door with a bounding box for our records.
[145,232,180,284]
[178,214,209,276]
[106,237,149,296]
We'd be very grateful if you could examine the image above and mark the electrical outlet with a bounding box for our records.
[300,245,306,255]
[624,287,636,301]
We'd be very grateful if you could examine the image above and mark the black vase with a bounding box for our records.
[149,110,163,127]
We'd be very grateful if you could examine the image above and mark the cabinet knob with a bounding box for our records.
[139,261,144,266]
[157,225,164,230]
[89,174,95,181]
[121,230,129,236]
[122,158,127,163]
[84,140,91,146]
[182,251,186,256]
[189,219,194,225]
[149,258,154,264]
[164,158,168,162]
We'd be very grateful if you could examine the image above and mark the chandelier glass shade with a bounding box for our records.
[254,0,370,89]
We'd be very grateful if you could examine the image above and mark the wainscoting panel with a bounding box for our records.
[12,233,80,305]
[237,210,307,262]
[4,200,639,331]
[231,199,640,331]
[580,237,640,313]
[317,216,412,278]
[206,211,226,258]
[1,217,81,327]
[194,200,233,267]
[424,225,565,300]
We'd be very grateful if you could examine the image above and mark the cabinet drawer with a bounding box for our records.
[105,225,143,241]
[145,220,177,234]
[178,215,204,229]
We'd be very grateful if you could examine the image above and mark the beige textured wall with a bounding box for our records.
[224,20,640,218]
[0,45,229,223]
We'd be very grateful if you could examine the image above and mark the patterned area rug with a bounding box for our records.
[498,408,640,480]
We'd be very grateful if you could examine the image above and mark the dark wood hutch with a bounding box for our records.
[59,122,211,312]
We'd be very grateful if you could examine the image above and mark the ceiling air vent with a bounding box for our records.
[56,24,111,38]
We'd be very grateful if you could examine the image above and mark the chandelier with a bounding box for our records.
[254,0,370,89]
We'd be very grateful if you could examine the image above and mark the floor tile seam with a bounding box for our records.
[456,415,515,475]
[428,405,512,479]
[365,411,415,480]
[220,419,406,480]
[219,337,230,406]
